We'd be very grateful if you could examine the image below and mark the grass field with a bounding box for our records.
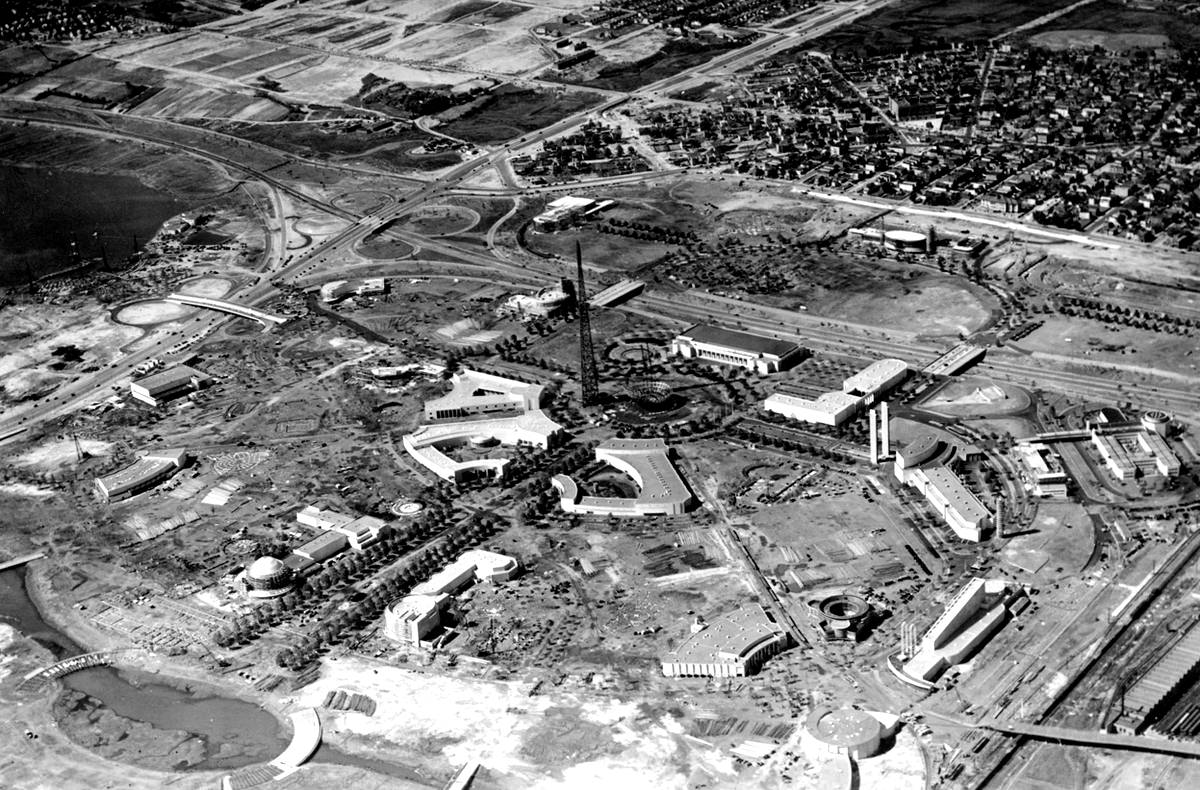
[807,0,1081,56]
[1024,0,1200,49]
[210,120,460,171]
[551,38,743,92]
[438,84,604,144]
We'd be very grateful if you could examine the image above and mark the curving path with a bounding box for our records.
[270,708,322,772]
[222,708,322,789]
[164,294,288,328]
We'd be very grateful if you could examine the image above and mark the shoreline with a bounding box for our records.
[19,558,297,776]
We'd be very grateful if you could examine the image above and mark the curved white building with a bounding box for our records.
[661,604,790,678]
[552,438,694,517]
[404,410,564,484]
[805,708,884,759]
[384,550,519,646]
[425,369,546,421]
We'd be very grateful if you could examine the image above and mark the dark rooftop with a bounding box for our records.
[679,324,801,358]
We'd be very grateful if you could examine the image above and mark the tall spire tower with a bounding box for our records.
[575,241,600,406]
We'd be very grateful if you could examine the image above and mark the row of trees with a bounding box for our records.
[734,423,858,465]
[600,220,698,245]
[1054,294,1198,335]
[272,512,507,670]
[211,497,457,649]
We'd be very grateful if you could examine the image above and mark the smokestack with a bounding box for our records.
[869,407,879,465]
[880,401,890,458]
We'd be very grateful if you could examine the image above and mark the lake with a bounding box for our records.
[0,164,183,286]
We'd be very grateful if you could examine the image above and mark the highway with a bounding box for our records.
[5,0,1198,448]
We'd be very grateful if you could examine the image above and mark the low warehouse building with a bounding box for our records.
[130,365,211,407]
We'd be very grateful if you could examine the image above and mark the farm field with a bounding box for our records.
[438,85,605,145]
[807,0,1082,56]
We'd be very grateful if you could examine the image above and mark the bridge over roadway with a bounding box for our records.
[165,294,287,328]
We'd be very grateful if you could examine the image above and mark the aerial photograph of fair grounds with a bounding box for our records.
[3,0,1200,788]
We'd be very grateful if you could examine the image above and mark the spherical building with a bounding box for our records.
[244,556,294,599]
[805,708,883,759]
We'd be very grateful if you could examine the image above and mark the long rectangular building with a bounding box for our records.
[895,461,989,542]
[130,365,211,407]
[672,325,805,375]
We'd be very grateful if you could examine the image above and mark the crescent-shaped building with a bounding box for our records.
[552,438,694,517]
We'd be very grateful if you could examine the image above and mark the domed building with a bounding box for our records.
[243,556,294,599]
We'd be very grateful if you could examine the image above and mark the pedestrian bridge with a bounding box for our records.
[18,649,146,691]
[978,718,1200,758]
[165,294,287,328]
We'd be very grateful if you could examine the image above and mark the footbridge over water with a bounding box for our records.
[165,294,287,328]
[18,648,148,692]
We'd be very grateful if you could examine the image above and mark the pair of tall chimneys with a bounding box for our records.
[869,401,891,465]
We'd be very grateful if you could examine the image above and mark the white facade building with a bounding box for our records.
[672,325,804,375]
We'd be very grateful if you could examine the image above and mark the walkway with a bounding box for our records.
[222,708,322,790]
[979,718,1200,758]
[18,649,145,691]
[444,761,481,790]
[164,294,288,328]
[0,552,45,571]
[270,708,323,773]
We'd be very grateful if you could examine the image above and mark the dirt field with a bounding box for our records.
[1014,316,1200,381]
[299,656,736,789]
[1002,500,1094,579]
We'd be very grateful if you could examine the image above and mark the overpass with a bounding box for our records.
[165,294,288,328]
[978,718,1200,758]
[1034,429,1093,443]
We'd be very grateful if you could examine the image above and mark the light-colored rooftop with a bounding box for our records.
[132,365,208,395]
[664,605,786,666]
[94,448,188,497]
[404,409,564,480]
[842,358,908,395]
[765,390,861,415]
[922,465,989,524]
[553,438,694,516]
[545,195,595,211]
[425,369,545,415]
[805,708,883,749]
